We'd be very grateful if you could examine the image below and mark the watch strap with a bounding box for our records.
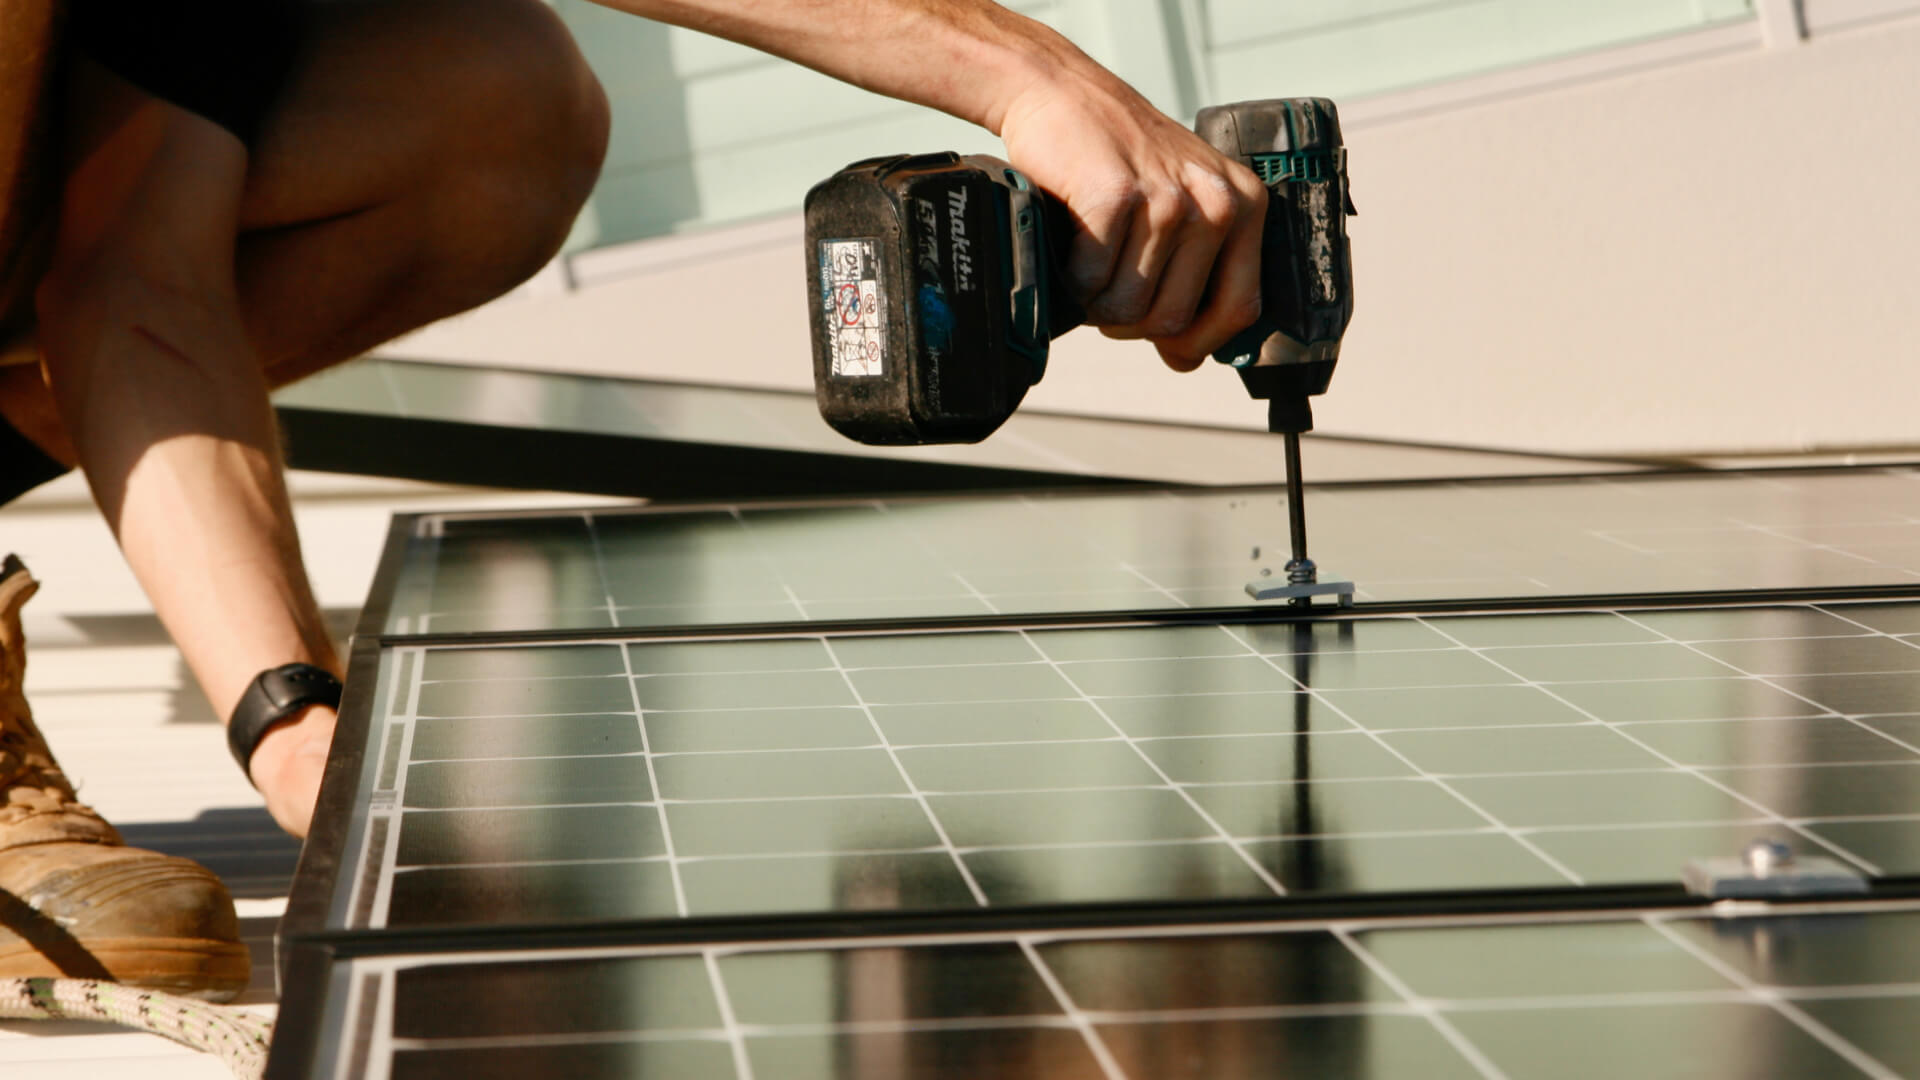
[228,663,342,783]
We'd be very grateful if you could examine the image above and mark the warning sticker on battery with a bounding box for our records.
[820,239,885,377]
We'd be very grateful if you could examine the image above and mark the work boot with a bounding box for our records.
[0,555,249,1001]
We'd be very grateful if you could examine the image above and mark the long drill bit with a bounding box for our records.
[1282,431,1316,607]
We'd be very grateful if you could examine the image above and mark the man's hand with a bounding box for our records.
[248,704,336,838]
[997,74,1268,372]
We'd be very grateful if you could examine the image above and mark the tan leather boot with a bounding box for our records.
[0,555,249,1000]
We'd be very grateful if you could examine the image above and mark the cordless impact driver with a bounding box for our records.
[804,98,1356,606]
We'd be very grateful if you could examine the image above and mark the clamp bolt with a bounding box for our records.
[1745,838,1794,877]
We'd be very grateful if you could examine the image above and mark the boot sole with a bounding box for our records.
[0,937,250,1001]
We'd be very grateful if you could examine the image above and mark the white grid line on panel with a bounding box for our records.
[704,949,757,1080]
[1016,624,1291,897]
[381,807,1916,872]
[369,979,1920,1052]
[1620,611,1920,741]
[1784,606,1920,759]
[1018,938,1130,1080]
[1585,612,1917,872]
[819,636,993,907]
[1231,628,1587,886]
[647,747,1914,782]
[1643,916,1903,1080]
[1331,927,1510,1080]
[1407,617,1892,876]
[619,641,689,917]
[1117,561,1192,608]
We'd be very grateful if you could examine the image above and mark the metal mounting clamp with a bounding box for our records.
[1682,838,1867,900]
[1246,575,1355,607]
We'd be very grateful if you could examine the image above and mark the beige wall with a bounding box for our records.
[387,6,1920,458]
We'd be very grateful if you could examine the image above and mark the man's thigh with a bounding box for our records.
[0,0,63,345]
[1,0,295,345]
[238,0,603,233]
[230,0,605,382]
[6,0,602,367]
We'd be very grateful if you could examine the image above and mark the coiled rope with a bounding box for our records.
[0,976,271,1079]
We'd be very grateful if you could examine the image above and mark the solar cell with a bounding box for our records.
[377,469,1920,635]
[290,903,1920,1080]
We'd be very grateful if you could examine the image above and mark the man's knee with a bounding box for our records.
[421,0,610,295]
[452,0,609,206]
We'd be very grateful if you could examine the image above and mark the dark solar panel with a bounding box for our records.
[270,465,1920,1080]
[294,903,1920,1079]
[376,469,1920,635]
[309,602,1920,935]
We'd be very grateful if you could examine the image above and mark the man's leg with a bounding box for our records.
[236,0,609,380]
[7,0,607,842]
[0,0,609,451]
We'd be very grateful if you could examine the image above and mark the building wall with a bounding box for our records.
[553,0,1755,248]
[388,0,1920,458]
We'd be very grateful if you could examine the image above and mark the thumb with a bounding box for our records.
[1155,341,1207,372]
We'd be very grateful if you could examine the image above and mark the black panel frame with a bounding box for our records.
[280,635,386,981]
[374,582,1920,651]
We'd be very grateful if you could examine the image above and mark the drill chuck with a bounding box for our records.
[1197,98,1356,436]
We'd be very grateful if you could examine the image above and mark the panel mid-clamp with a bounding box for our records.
[1683,838,1867,900]
[1245,551,1355,608]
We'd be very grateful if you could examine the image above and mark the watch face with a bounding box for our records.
[266,664,341,707]
[232,665,342,773]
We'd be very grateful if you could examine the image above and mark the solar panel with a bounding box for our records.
[375,468,1920,635]
[301,601,1920,937]
[284,902,1920,1080]
[269,463,1920,1079]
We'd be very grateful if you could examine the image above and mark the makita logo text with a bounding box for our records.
[914,199,940,278]
[947,188,974,292]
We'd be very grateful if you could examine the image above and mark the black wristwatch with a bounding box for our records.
[228,663,342,783]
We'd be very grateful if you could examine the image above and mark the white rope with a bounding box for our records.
[0,976,271,1079]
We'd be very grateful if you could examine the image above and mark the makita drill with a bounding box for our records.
[804,98,1356,603]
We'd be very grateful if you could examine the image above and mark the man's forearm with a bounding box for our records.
[46,303,340,721]
[595,0,1107,133]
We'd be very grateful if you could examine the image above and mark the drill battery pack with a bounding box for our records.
[804,152,1073,445]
